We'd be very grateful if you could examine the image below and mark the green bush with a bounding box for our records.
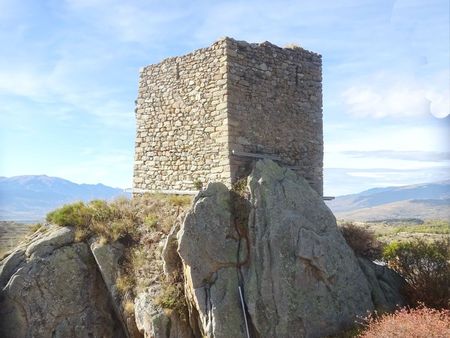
[193,179,203,190]
[383,239,450,309]
[339,222,384,260]
[46,201,92,229]
[46,199,137,243]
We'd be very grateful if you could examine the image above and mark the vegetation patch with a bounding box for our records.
[155,270,189,322]
[29,223,46,234]
[46,194,193,243]
[339,222,384,260]
[358,306,450,337]
[383,238,449,309]
[387,220,450,235]
[193,179,203,190]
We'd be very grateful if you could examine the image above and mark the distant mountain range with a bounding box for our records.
[327,180,450,221]
[0,175,129,222]
[1,175,449,223]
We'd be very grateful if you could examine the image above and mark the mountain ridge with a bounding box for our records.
[327,180,450,221]
[0,175,129,222]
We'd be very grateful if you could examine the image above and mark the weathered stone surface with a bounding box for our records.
[243,160,373,337]
[25,226,74,258]
[90,240,133,337]
[178,183,246,338]
[0,249,25,289]
[134,288,193,338]
[162,223,181,275]
[358,257,406,312]
[178,160,375,338]
[0,227,126,338]
[133,37,323,195]
[134,217,194,338]
[134,289,161,338]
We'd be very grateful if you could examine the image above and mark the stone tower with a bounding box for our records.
[133,37,323,195]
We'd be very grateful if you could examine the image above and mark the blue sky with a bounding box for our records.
[0,0,448,196]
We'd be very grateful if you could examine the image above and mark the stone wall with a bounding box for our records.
[134,37,323,195]
[134,39,231,192]
[226,39,323,195]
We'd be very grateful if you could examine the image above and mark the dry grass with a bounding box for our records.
[123,299,135,316]
[155,270,188,322]
[359,306,450,337]
[116,274,135,295]
[46,193,194,244]
[29,223,46,234]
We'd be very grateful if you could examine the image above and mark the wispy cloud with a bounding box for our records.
[343,150,450,162]
[64,0,192,44]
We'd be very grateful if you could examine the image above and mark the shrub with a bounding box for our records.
[123,299,135,316]
[383,239,450,309]
[339,222,384,260]
[144,214,159,230]
[193,179,203,190]
[168,195,192,207]
[46,198,140,243]
[74,227,90,242]
[359,306,450,337]
[116,274,135,295]
[156,271,188,321]
[46,201,91,229]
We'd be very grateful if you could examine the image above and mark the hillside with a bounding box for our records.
[0,175,129,222]
[334,199,450,221]
[327,180,450,221]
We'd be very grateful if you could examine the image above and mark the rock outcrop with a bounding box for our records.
[178,183,245,337]
[357,257,406,312]
[0,227,126,338]
[0,160,406,338]
[176,160,390,338]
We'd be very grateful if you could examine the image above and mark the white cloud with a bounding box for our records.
[342,72,450,118]
[342,71,449,118]
[0,51,134,128]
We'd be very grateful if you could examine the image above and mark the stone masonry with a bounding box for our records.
[133,37,323,195]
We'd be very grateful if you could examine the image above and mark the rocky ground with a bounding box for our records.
[0,160,407,338]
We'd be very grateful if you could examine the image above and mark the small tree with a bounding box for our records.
[383,239,450,309]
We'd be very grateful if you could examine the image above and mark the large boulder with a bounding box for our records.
[178,183,246,338]
[243,160,374,337]
[0,227,126,338]
[357,257,406,312]
[177,160,375,338]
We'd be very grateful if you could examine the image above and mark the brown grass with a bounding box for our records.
[359,306,450,337]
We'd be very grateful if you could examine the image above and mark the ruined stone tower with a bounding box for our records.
[133,37,323,195]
